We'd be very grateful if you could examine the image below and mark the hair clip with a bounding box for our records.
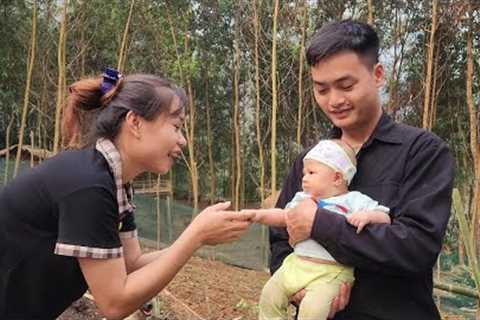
[100,67,122,96]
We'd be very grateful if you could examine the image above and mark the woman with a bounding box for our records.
[0,70,254,319]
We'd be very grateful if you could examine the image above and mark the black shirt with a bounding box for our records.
[0,147,136,319]
[270,113,455,320]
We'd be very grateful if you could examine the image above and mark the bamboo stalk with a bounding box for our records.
[367,0,374,25]
[53,0,68,154]
[14,0,37,177]
[252,1,269,269]
[434,281,479,299]
[296,0,307,147]
[4,117,14,184]
[422,0,437,130]
[466,2,480,253]
[117,0,135,72]
[253,0,265,204]
[156,174,161,250]
[30,131,34,168]
[270,0,279,201]
[165,5,198,215]
[233,8,241,211]
[452,188,480,295]
[205,77,216,205]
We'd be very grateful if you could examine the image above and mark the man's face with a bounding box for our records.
[311,51,384,131]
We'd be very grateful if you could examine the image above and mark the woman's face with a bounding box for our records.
[135,96,186,174]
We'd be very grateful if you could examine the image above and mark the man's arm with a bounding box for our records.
[309,136,454,275]
[269,149,307,274]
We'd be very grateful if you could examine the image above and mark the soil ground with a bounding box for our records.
[58,254,476,320]
[58,255,271,320]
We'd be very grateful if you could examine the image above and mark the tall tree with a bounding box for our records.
[14,0,37,177]
[422,0,438,130]
[296,0,308,147]
[53,0,68,154]
[233,6,242,211]
[465,1,480,258]
[117,0,135,72]
[270,0,279,199]
[253,0,266,204]
[367,0,374,25]
[204,75,216,205]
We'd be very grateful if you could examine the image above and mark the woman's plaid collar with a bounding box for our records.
[95,138,135,217]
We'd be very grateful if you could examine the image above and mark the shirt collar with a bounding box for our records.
[328,112,403,146]
[95,138,135,217]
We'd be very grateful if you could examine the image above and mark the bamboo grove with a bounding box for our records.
[0,0,479,297]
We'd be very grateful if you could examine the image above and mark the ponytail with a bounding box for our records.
[62,78,103,149]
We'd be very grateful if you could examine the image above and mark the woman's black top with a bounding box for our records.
[0,147,136,319]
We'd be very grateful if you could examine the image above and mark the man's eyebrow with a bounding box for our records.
[313,75,356,86]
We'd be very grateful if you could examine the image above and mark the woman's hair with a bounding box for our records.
[62,74,187,149]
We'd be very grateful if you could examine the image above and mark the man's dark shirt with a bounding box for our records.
[270,113,455,320]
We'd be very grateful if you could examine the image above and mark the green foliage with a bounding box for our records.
[0,0,478,205]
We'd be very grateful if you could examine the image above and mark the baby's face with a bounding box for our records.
[302,159,338,197]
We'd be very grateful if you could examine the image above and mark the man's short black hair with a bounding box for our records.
[306,19,379,67]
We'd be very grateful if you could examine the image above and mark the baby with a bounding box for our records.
[251,139,391,320]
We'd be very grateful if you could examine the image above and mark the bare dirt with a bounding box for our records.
[58,254,474,320]
[58,256,270,320]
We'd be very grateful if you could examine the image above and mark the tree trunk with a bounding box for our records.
[4,117,14,184]
[367,0,374,25]
[233,9,242,211]
[270,0,279,200]
[117,0,135,72]
[466,7,480,260]
[422,0,437,130]
[296,0,307,147]
[185,75,199,215]
[253,0,265,204]
[387,6,407,116]
[30,130,34,168]
[14,0,37,177]
[53,0,68,154]
[205,77,216,205]
[156,174,161,249]
[165,7,198,214]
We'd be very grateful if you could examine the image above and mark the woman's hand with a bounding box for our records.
[190,202,254,246]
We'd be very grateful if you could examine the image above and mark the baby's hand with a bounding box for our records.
[346,211,372,234]
[240,209,262,223]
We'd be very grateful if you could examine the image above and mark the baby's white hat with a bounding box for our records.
[304,140,357,185]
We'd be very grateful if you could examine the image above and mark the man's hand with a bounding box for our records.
[327,282,352,318]
[289,288,305,307]
[285,198,317,246]
[288,282,352,319]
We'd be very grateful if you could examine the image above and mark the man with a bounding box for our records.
[270,19,454,320]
